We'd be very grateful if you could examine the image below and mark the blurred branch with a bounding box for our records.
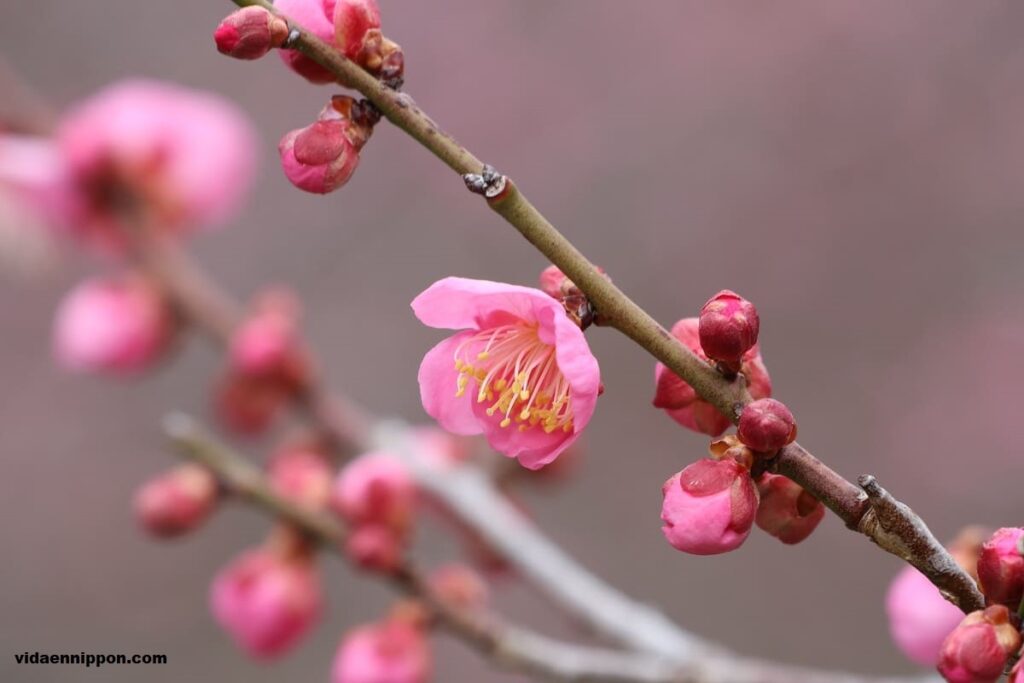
[224,0,984,614]
[165,413,939,683]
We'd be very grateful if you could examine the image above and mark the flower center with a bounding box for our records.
[453,323,573,434]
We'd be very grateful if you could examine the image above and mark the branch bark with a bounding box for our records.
[223,0,984,614]
[166,413,938,683]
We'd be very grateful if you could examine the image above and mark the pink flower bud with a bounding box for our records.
[345,524,403,572]
[268,446,332,509]
[978,527,1024,609]
[654,318,772,437]
[213,371,285,435]
[334,0,381,59]
[937,605,1021,683]
[661,458,758,555]
[738,398,797,454]
[229,290,308,387]
[755,473,824,545]
[698,290,760,366]
[1010,657,1024,683]
[53,274,175,374]
[331,620,431,683]
[210,547,322,659]
[279,97,374,194]
[429,564,488,611]
[887,564,968,666]
[331,453,415,533]
[134,464,218,537]
[214,7,290,60]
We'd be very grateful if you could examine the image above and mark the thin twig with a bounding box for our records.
[223,0,984,613]
[165,413,938,683]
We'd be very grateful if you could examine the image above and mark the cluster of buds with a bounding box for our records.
[215,289,310,434]
[330,453,416,572]
[657,291,814,555]
[214,1,402,195]
[53,273,177,375]
[279,95,378,194]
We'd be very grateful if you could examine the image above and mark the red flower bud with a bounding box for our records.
[134,464,218,537]
[937,605,1021,683]
[755,473,824,544]
[214,7,290,60]
[977,527,1024,609]
[738,398,797,454]
[698,290,760,366]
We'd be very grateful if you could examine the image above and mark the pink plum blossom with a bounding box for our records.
[52,273,175,374]
[661,458,758,555]
[653,317,771,437]
[886,565,967,666]
[51,79,256,251]
[412,277,601,470]
[331,620,431,683]
[133,464,218,537]
[210,547,322,659]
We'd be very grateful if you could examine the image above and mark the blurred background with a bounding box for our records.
[2,1,1024,681]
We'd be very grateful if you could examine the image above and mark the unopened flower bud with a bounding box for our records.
[654,317,772,437]
[331,619,431,683]
[661,458,758,555]
[268,445,332,509]
[134,464,218,537]
[755,473,824,544]
[937,605,1022,683]
[345,524,403,572]
[214,7,290,60]
[429,564,488,611]
[698,290,759,367]
[331,454,415,531]
[53,274,175,374]
[210,547,322,658]
[213,372,285,435]
[279,97,375,194]
[977,527,1024,609]
[738,398,797,454]
[334,0,381,59]
[229,289,308,388]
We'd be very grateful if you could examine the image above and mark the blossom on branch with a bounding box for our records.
[413,277,601,470]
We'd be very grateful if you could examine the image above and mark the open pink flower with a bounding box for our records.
[275,0,381,83]
[412,277,601,470]
[653,317,771,436]
[0,80,257,253]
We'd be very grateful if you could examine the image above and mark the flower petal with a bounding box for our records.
[412,277,559,332]
[417,331,482,436]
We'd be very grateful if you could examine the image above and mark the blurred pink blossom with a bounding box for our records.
[210,547,322,658]
[52,273,175,374]
[413,277,601,470]
[133,464,218,538]
[885,565,965,666]
[331,619,431,683]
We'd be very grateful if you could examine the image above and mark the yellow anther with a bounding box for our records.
[519,409,531,420]
[500,418,512,428]
[477,351,489,360]
[495,378,507,391]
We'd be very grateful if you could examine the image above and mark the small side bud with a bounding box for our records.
[429,564,488,611]
[937,605,1021,683]
[698,290,760,368]
[660,458,758,555]
[977,527,1024,609]
[134,464,218,537]
[215,7,290,60]
[737,398,797,455]
[345,524,403,572]
[268,445,332,510]
[755,473,824,544]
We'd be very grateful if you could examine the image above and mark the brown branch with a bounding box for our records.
[164,413,938,683]
[223,0,984,613]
